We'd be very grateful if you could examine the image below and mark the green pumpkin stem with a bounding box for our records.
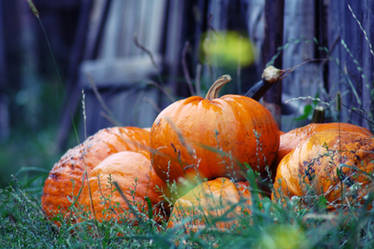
[205,74,232,100]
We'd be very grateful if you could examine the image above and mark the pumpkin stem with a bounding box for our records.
[312,105,325,123]
[245,65,285,101]
[205,74,232,100]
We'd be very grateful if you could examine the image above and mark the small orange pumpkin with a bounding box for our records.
[80,151,167,223]
[277,122,372,163]
[41,127,151,220]
[272,130,374,209]
[151,75,279,184]
[167,177,252,231]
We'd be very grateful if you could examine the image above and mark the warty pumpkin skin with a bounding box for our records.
[272,130,374,209]
[41,127,151,220]
[151,75,279,184]
[277,122,372,164]
[167,177,252,231]
[79,151,167,223]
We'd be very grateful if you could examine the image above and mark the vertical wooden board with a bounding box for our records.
[83,86,159,138]
[262,0,284,127]
[0,0,8,140]
[202,0,229,83]
[203,0,259,94]
[163,0,184,91]
[207,0,229,31]
[342,0,363,125]
[282,0,322,98]
[119,0,133,57]
[111,87,159,128]
[362,0,374,130]
[147,0,167,54]
[246,0,264,68]
[98,0,123,59]
[327,0,344,120]
[83,0,111,60]
[0,3,8,139]
[328,0,368,125]
[84,91,109,137]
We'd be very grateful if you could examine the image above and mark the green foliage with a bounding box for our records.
[1,167,374,248]
[294,93,320,122]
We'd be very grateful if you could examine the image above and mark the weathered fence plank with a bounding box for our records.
[362,0,374,130]
[56,0,94,150]
[0,0,8,140]
[261,0,284,127]
[328,0,373,128]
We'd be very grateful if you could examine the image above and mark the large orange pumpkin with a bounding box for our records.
[167,177,252,231]
[151,75,279,184]
[79,151,166,223]
[272,130,374,209]
[41,127,151,220]
[277,122,372,163]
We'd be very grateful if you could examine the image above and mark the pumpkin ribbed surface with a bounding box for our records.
[167,177,252,231]
[277,122,372,163]
[41,127,150,219]
[151,94,279,183]
[80,151,166,222]
[273,130,374,208]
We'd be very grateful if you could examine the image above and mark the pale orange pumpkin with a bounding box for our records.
[277,122,372,163]
[41,127,151,220]
[273,130,374,209]
[151,75,280,184]
[79,151,167,223]
[167,177,252,231]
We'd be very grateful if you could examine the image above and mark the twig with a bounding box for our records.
[207,14,217,34]
[113,181,142,223]
[99,111,121,126]
[195,64,202,96]
[85,73,121,126]
[182,41,196,95]
[133,35,164,87]
[146,80,176,102]
[142,96,162,113]
[134,35,159,69]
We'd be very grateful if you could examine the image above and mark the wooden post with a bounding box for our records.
[56,0,97,151]
[261,0,284,128]
[0,0,8,140]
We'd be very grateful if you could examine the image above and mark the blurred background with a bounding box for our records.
[0,0,373,187]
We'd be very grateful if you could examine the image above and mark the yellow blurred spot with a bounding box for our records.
[201,31,256,67]
[256,225,309,249]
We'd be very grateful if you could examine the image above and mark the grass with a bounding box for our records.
[1,163,374,249]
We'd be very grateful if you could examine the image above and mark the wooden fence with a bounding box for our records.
[30,0,374,149]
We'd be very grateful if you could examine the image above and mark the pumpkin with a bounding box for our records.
[151,74,280,184]
[277,122,372,163]
[272,130,374,209]
[41,127,151,220]
[167,177,252,231]
[79,151,167,223]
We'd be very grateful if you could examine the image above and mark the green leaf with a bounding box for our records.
[294,104,313,121]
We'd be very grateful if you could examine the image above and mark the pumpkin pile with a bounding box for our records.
[41,127,161,221]
[41,65,374,232]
